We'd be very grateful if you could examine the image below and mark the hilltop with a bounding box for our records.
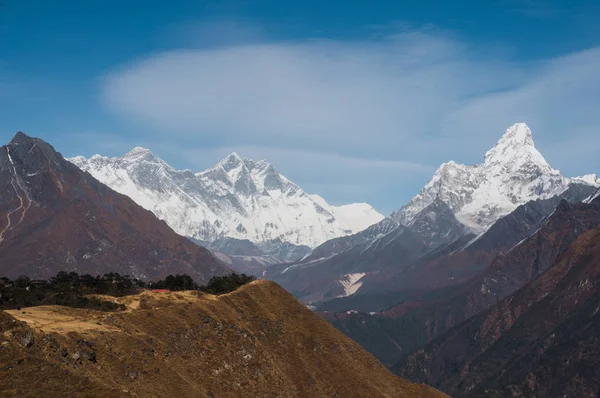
[0,280,444,397]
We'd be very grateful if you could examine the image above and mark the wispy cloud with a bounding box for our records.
[100,29,600,210]
[102,32,523,159]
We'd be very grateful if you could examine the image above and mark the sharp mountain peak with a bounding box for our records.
[394,122,597,232]
[124,146,154,156]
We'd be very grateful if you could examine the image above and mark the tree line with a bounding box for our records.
[0,271,256,310]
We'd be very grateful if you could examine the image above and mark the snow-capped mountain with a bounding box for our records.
[393,123,600,232]
[69,150,383,248]
[309,194,384,232]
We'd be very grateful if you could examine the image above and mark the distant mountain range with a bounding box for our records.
[396,194,600,397]
[0,132,231,282]
[290,123,600,396]
[270,123,599,303]
[3,124,600,397]
[69,150,383,257]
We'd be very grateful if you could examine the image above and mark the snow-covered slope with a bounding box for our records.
[69,151,383,248]
[393,123,600,232]
[309,195,384,232]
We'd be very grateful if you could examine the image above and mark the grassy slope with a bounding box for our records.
[0,281,445,397]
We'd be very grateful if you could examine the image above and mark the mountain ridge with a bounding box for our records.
[0,132,231,282]
[0,280,446,397]
[70,150,383,250]
[396,197,600,396]
[269,123,598,308]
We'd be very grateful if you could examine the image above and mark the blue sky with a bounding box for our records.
[1,0,600,214]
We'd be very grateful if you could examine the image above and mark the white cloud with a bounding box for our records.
[102,32,521,160]
[100,30,600,210]
[441,47,600,167]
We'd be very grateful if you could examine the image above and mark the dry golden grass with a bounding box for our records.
[1,281,446,397]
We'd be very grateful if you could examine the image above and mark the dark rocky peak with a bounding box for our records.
[10,131,34,145]
[0,132,92,211]
[0,133,232,282]
[407,199,468,247]
[263,172,284,190]
[554,198,572,214]
[411,198,453,218]
[233,166,258,196]
[2,131,74,181]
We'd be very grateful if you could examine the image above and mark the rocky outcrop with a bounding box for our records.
[396,197,600,397]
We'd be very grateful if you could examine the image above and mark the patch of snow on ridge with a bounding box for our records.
[338,273,366,297]
[329,203,385,232]
[584,187,600,204]
[573,174,600,187]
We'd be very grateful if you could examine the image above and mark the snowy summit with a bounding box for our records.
[70,151,383,248]
[393,123,600,232]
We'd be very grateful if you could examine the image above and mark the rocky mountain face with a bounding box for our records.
[69,151,383,253]
[405,199,468,248]
[271,224,428,303]
[323,194,600,367]
[0,132,231,282]
[393,123,598,232]
[0,280,446,397]
[358,185,596,296]
[297,218,401,264]
[396,196,600,397]
[585,186,600,203]
[273,184,596,307]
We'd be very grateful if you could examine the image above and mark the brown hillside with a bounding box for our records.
[0,281,445,397]
[398,219,600,397]
[0,132,230,282]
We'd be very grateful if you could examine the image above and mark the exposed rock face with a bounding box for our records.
[397,202,600,397]
[298,217,401,263]
[406,200,468,248]
[0,281,446,397]
[271,224,428,304]
[0,132,231,282]
[320,194,600,368]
